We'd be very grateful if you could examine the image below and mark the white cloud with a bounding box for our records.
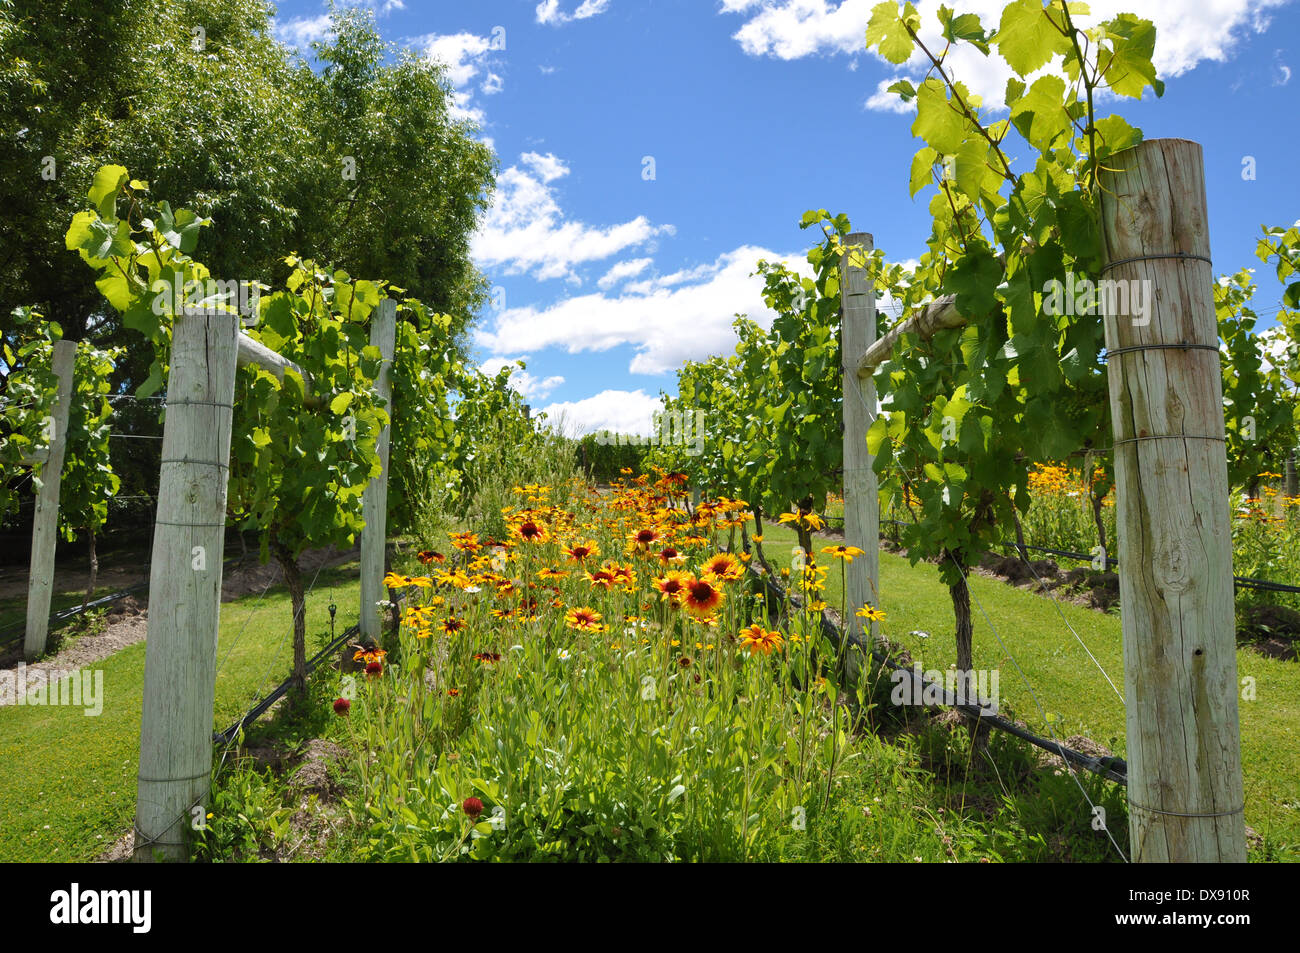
[475,245,809,376]
[479,358,566,401]
[1274,49,1292,85]
[472,154,670,281]
[273,14,333,50]
[597,257,653,290]
[423,32,491,87]
[538,389,664,437]
[416,31,503,124]
[537,0,612,25]
[721,0,1292,112]
[275,1,405,49]
[520,151,569,183]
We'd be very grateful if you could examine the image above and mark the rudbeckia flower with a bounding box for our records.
[738,624,784,655]
[682,576,724,617]
[821,544,865,562]
[565,607,607,632]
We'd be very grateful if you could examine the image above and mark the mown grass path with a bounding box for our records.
[0,566,361,862]
[758,525,1300,851]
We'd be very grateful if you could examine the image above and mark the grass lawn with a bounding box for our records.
[0,561,362,862]
[756,525,1300,854]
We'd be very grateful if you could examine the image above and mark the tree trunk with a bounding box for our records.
[1090,489,1108,564]
[946,551,985,749]
[1011,508,1028,562]
[83,524,98,612]
[273,539,308,699]
[752,506,766,564]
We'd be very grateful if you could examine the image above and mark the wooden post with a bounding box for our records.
[24,339,77,662]
[842,233,880,659]
[1286,450,1298,499]
[1099,138,1246,863]
[359,300,397,642]
[134,312,239,861]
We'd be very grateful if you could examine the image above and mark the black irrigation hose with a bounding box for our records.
[824,515,1300,596]
[212,578,407,746]
[742,542,1129,786]
[0,552,260,647]
[212,621,364,746]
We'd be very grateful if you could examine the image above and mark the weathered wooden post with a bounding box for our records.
[842,233,880,655]
[1286,450,1298,499]
[24,339,77,662]
[134,311,240,861]
[1099,138,1246,863]
[359,299,397,642]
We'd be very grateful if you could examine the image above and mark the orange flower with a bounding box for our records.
[439,616,467,635]
[565,606,607,632]
[449,532,481,553]
[700,552,744,581]
[512,519,550,544]
[654,570,694,605]
[563,540,600,563]
[656,545,686,566]
[682,576,724,617]
[738,624,784,655]
[628,526,664,549]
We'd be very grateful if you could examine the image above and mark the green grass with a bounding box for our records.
[0,562,362,863]
[756,524,1300,855]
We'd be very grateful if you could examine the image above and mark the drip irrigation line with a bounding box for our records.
[826,515,1300,595]
[214,583,405,748]
[742,553,1129,789]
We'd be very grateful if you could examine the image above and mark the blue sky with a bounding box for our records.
[273,0,1300,434]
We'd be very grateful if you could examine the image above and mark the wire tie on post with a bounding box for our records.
[1128,802,1244,819]
[1103,343,1222,360]
[1099,252,1212,274]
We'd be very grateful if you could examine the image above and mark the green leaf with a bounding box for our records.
[995,0,1070,77]
[939,7,990,54]
[946,248,1001,317]
[1009,74,1070,150]
[95,271,132,312]
[909,146,938,197]
[1089,113,1142,159]
[88,165,129,220]
[912,79,964,155]
[330,392,354,415]
[866,1,918,65]
[1098,14,1163,99]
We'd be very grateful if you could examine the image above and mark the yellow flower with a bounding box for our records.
[821,544,865,562]
[856,604,887,622]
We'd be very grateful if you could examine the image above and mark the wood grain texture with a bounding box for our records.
[134,313,239,861]
[841,234,880,658]
[856,295,963,377]
[360,300,397,641]
[24,339,77,661]
[1099,138,1245,863]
